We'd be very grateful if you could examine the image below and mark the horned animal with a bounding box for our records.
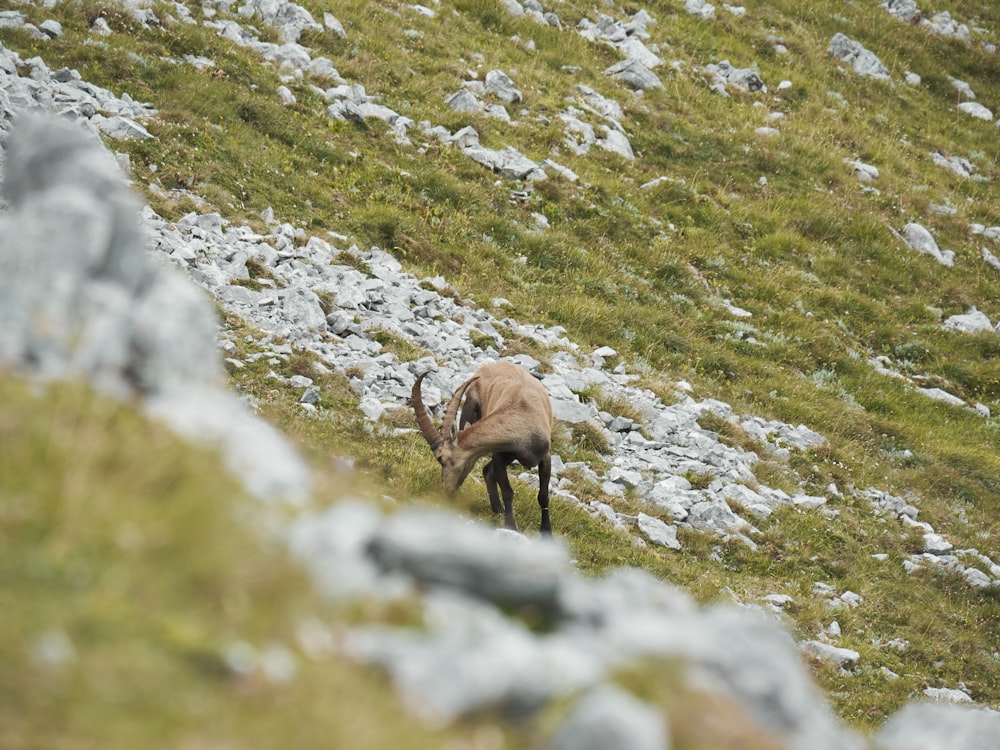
[411,360,554,535]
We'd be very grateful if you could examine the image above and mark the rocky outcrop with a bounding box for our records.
[3,1,1000,746]
[293,503,865,750]
[0,113,311,504]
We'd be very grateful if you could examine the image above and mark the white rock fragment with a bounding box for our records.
[943,308,993,334]
[923,533,954,555]
[931,152,976,178]
[845,158,879,182]
[637,513,682,549]
[917,388,967,407]
[762,593,795,611]
[604,58,664,91]
[800,640,860,670]
[703,60,766,95]
[899,223,954,266]
[828,33,891,80]
[883,0,920,23]
[958,102,993,121]
[921,12,971,42]
[949,75,976,100]
[324,13,346,38]
[684,0,716,20]
[981,247,1000,270]
[924,687,972,703]
[549,685,668,750]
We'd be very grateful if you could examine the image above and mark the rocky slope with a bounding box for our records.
[2,0,999,747]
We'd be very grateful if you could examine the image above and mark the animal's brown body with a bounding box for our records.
[411,361,554,534]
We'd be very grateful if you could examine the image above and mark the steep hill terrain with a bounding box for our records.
[1,0,999,748]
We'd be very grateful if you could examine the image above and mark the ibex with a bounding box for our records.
[411,360,554,535]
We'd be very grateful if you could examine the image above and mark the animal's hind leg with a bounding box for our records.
[482,459,503,515]
[537,454,552,536]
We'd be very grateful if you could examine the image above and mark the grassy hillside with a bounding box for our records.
[0,377,489,749]
[2,0,999,740]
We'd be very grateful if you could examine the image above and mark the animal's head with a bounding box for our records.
[411,373,478,495]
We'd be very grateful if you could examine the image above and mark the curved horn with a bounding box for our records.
[411,373,443,450]
[441,376,478,442]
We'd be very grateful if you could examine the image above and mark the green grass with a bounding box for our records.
[3,0,1000,739]
[0,376,493,750]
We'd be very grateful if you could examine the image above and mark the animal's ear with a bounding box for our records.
[448,422,459,443]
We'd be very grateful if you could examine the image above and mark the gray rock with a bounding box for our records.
[828,33,891,80]
[578,14,628,45]
[318,502,862,748]
[345,592,602,723]
[0,10,26,29]
[544,377,601,424]
[958,102,993,121]
[147,384,312,503]
[597,127,635,159]
[97,115,155,140]
[763,593,795,611]
[548,685,668,750]
[923,532,954,554]
[723,484,776,517]
[445,88,482,113]
[883,0,920,23]
[618,37,663,69]
[608,606,864,750]
[39,19,63,38]
[948,75,976,100]
[684,0,716,20]
[605,58,664,91]
[876,702,1000,750]
[704,60,766,95]
[542,159,580,182]
[90,17,112,35]
[799,640,861,670]
[323,12,346,38]
[943,308,993,334]
[637,513,681,549]
[462,144,546,181]
[899,223,954,266]
[238,0,322,43]
[845,158,879,181]
[576,85,624,123]
[484,69,522,104]
[500,0,525,18]
[687,499,747,534]
[0,113,311,503]
[0,114,157,381]
[288,502,387,599]
[931,151,975,178]
[921,11,970,42]
[560,108,598,155]
[607,415,635,432]
[963,567,992,587]
[974,225,1000,243]
[366,510,571,614]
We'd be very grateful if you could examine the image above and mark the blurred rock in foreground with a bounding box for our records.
[0,113,310,503]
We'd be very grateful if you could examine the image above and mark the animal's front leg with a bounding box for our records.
[482,459,503,515]
[493,453,518,531]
